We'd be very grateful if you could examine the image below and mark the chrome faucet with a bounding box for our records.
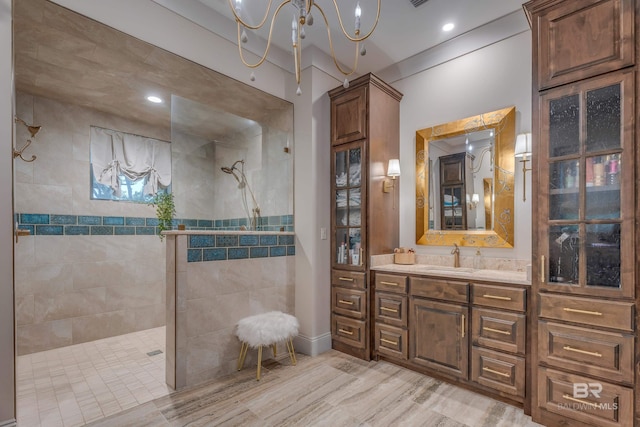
[451,243,460,268]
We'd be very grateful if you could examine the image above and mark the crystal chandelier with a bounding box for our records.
[228,0,381,95]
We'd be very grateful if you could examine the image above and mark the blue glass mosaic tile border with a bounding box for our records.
[187,233,295,262]
[16,213,294,236]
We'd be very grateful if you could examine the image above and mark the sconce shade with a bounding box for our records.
[515,133,532,158]
[471,193,480,204]
[387,159,401,177]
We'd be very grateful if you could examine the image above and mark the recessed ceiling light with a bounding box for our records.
[147,96,163,104]
[442,23,454,32]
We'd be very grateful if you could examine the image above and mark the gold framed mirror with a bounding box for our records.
[416,106,515,247]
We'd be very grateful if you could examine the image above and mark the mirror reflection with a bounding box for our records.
[429,130,494,231]
[416,106,516,248]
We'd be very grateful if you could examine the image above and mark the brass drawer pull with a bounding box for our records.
[563,346,602,358]
[338,299,354,305]
[380,307,398,313]
[461,314,465,338]
[563,308,603,316]
[562,394,599,409]
[338,328,354,336]
[380,338,398,346]
[482,294,512,301]
[482,367,510,378]
[380,281,399,286]
[339,277,354,282]
[483,327,511,336]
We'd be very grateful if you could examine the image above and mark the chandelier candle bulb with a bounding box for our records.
[227,0,380,87]
[292,17,297,46]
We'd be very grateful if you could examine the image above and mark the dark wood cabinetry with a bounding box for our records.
[524,0,638,424]
[410,298,469,379]
[439,152,473,229]
[329,74,402,360]
[372,270,529,408]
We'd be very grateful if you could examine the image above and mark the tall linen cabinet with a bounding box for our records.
[524,0,638,426]
[328,73,403,360]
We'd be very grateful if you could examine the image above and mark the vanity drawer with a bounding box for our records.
[375,273,408,294]
[538,367,633,427]
[471,347,525,398]
[332,314,366,349]
[332,269,367,290]
[374,292,407,327]
[374,323,408,360]
[472,308,525,355]
[332,286,366,319]
[539,293,634,332]
[539,321,634,385]
[472,284,525,312]
[410,277,469,304]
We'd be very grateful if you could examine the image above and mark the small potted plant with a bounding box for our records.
[149,192,175,241]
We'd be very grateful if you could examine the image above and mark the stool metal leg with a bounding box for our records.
[286,338,297,365]
[237,342,249,371]
[256,345,263,381]
[272,343,277,358]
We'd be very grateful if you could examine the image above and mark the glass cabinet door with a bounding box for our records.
[333,141,366,269]
[539,70,633,298]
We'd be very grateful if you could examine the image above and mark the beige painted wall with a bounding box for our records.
[393,31,533,263]
[0,0,15,423]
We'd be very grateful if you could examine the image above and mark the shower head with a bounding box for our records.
[221,166,234,174]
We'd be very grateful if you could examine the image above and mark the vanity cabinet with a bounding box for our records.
[524,0,638,425]
[372,270,529,407]
[471,284,527,401]
[328,74,402,360]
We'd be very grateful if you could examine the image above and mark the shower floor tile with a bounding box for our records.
[16,326,171,427]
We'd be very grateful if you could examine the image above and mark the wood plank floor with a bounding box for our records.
[87,349,543,427]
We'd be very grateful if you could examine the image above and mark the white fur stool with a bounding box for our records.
[235,311,299,380]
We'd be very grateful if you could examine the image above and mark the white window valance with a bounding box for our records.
[90,126,171,197]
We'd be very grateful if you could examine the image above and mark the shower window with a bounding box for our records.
[90,126,172,202]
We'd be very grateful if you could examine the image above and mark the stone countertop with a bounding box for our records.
[371,263,530,286]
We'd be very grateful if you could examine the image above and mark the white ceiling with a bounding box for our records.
[171,0,526,77]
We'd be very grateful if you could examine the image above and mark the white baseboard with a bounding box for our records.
[293,332,331,356]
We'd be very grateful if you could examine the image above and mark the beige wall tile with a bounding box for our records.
[15,262,73,298]
[105,282,163,311]
[71,310,135,344]
[15,295,34,326]
[17,319,72,355]
[34,287,107,323]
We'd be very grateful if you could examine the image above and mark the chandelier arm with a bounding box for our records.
[314,3,359,76]
[227,0,283,30]
[235,1,290,68]
[327,0,380,42]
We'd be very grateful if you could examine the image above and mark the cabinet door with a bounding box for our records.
[332,141,367,270]
[532,0,634,90]
[537,70,634,298]
[410,298,468,379]
[331,86,367,145]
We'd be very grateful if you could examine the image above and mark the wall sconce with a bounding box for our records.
[383,159,400,193]
[468,193,480,210]
[515,133,532,202]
